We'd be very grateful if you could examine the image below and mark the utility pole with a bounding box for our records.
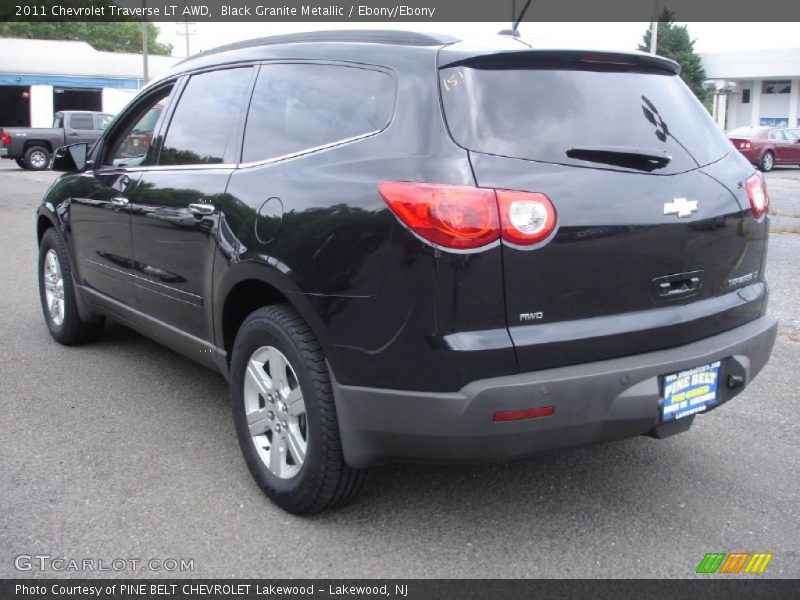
[649,0,659,54]
[142,1,149,84]
[176,7,197,59]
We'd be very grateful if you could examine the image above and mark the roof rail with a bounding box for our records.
[178,30,459,65]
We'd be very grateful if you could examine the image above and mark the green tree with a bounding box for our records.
[0,22,172,56]
[639,9,708,104]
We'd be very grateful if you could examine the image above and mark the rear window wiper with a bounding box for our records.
[566,146,672,172]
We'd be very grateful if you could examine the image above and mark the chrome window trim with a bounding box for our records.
[237,130,384,170]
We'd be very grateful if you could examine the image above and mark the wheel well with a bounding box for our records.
[37,215,54,244]
[24,140,52,153]
[222,279,289,359]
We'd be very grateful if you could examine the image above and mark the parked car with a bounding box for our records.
[727,126,800,171]
[35,31,777,514]
[0,110,112,170]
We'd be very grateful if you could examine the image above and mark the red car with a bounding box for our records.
[728,126,800,172]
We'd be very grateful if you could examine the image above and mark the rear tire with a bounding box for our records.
[759,151,774,172]
[38,228,104,345]
[24,145,50,171]
[15,158,27,169]
[230,304,365,514]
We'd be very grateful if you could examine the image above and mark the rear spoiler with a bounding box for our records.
[439,47,681,75]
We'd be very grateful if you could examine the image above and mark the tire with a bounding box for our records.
[38,228,104,345]
[15,158,27,169]
[24,145,50,171]
[759,151,774,172]
[230,304,365,514]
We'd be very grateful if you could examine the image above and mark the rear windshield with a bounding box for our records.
[439,65,732,174]
[728,127,765,138]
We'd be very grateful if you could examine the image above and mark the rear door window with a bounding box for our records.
[242,63,394,163]
[439,62,732,174]
[69,114,95,130]
[159,67,252,165]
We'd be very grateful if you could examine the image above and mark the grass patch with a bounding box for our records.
[770,224,800,234]
[769,209,800,218]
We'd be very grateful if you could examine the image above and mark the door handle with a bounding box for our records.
[652,271,703,302]
[69,132,79,137]
[110,197,129,208]
[658,277,700,297]
[188,203,215,216]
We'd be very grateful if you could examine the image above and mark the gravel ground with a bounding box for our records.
[0,161,798,579]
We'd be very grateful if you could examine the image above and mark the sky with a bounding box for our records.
[156,21,800,58]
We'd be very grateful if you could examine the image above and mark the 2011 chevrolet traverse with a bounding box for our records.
[36,31,777,514]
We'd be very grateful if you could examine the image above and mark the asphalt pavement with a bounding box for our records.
[1,162,798,578]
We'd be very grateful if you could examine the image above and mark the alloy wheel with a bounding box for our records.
[243,345,308,479]
[43,249,65,326]
[30,150,47,169]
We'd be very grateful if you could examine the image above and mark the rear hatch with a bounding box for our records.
[438,47,768,371]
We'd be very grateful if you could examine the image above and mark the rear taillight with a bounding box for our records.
[496,190,557,246]
[378,181,557,251]
[377,182,499,250]
[1,131,10,146]
[745,172,769,219]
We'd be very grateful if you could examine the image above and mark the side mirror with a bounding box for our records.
[52,143,89,172]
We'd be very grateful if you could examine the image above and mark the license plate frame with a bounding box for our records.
[661,361,721,421]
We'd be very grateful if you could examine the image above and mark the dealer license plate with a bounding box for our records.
[662,361,721,421]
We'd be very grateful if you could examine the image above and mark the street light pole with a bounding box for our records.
[649,0,659,54]
[142,1,149,84]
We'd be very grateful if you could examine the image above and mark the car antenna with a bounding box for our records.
[499,0,533,38]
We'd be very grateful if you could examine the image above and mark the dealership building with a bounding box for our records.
[700,47,800,131]
[0,37,177,127]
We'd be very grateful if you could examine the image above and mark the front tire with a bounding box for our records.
[38,228,104,345]
[759,151,774,172]
[24,145,50,171]
[230,305,365,514]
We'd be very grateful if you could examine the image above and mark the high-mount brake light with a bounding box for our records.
[378,182,558,251]
[745,172,769,219]
[581,54,636,65]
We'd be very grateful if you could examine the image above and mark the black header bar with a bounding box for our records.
[2,0,800,22]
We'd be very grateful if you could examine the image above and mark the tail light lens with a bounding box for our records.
[1,131,10,146]
[496,190,557,246]
[377,181,499,250]
[378,181,557,251]
[745,172,769,219]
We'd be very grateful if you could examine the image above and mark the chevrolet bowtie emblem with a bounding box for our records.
[664,197,698,218]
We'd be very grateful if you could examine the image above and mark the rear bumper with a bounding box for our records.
[332,315,778,468]
[736,147,760,166]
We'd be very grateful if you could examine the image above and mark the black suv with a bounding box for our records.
[36,31,778,514]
